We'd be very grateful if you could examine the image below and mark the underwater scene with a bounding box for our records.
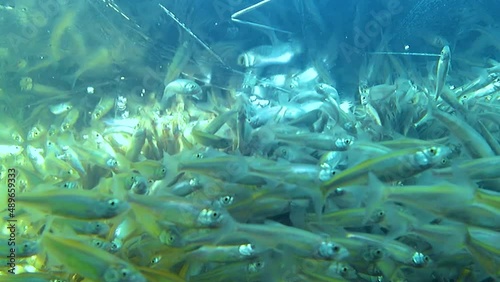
[0,0,499,281]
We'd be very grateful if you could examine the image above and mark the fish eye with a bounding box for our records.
[237,55,245,66]
[221,196,233,205]
[195,153,204,159]
[333,188,344,195]
[151,257,160,264]
[108,199,119,207]
[110,241,121,251]
[341,267,348,273]
[332,245,340,252]
[429,147,437,155]
[121,269,131,278]
[212,211,219,218]
[344,139,351,144]
[441,158,447,165]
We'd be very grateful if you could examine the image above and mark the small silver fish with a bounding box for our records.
[238,41,302,68]
[49,102,73,115]
[435,45,451,101]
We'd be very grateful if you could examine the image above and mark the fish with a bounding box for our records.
[16,188,130,220]
[187,258,268,282]
[0,236,40,259]
[69,47,114,87]
[433,156,500,180]
[190,128,233,149]
[57,145,86,175]
[176,152,250,183]
[41,232,147,282]
[71,143,120,170]
[297,258,357,281]
[53,218,110,236]
[464,227,500,278]
[91,96,115,122]
[273,130,354,151]
[164,40,194,85]
[212,220,349,261]
[321,145,451,195]
[0,144,23,159]
[125,129,146,162]
[435,45,451,101]
[49,6,79,61]
[306,207,386,230]
[0,117,24,144]
[26,145,47,175]
[237,41,303,68]
[367,174,476,216]
[431,107,495,158]
[130,159,167,181]
[184,243,258,263]
[127,193,230,228]
[49,102,73,115]
[346,232,431,268]
[0,272,67,282]
[26,123,47,142]
[60,108,80,132]
[160,79,202,110]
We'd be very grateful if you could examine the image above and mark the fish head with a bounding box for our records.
[318,240,349,260]
[415,146,451,168]
[27,126,42,141]
[440,45,451,60]
[101,197,130,219]
[238,52,254,68]
[183,81,202,96]
[103,263,146,282]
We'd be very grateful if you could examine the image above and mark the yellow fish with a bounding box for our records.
[17,188,130,220]
[42,232,146,282]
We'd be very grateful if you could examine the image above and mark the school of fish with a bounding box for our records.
[0,1,499,282]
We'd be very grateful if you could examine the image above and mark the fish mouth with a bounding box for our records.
[237,53,251,67]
